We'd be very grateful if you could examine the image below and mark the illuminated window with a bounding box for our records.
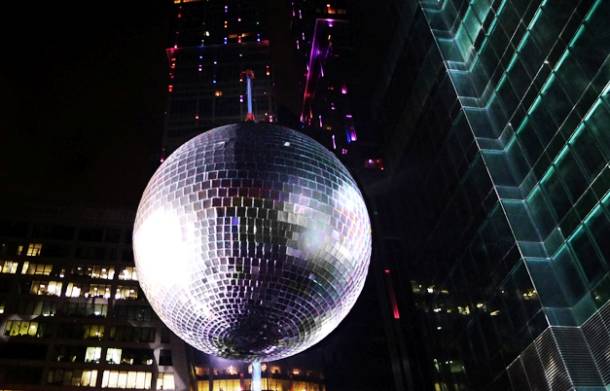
[83,324,104,339]
[115,286,138,300]
[66,282,83,298]
[118,266,138,281]
[210,379,240,391]
[226,365,238,375]
[4,320,45,338]
[117,348,154,366]
[106,348,122,364]
[156,373,175,390]
[47,369,98,387]
[85,347,102,363]
[86,284,112,299]
[89,266,115,280]
[21,262,53,275]
[0,302,4,314]
[214,90,223,97]
[291,380,321,391]
[0,260,18,274]
[26,243,43,256]
[101,370,152,389]
[30,281,62,296]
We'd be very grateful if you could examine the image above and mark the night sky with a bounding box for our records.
[2,2,171,208]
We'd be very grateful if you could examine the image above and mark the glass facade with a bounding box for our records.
[0,207,189,390]
[365,0,610,389]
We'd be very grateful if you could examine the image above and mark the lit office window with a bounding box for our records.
[83,324,104,339]
[270,366,281,375]
[291,381,321,391]
[73,265,115,279]
[86,284,112,299]
[47,369,98,387]
[210,379,240,391]
[85,347,102,363]
[106,348,122,364]
[30,281,62,296]
[118,266,138,281]
[66,282,83,298]
[26,243,43,256]
[3,320,46,338]
[21,262,53,275]
[88,266,115,280]
[157,373,175,390]
[115,286,138,300]
[101,370,152,389]
[0,260,18,274]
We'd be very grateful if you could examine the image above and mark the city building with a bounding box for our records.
[0,206,190,390]
[287,3,408,391]
[163,0,276,155]
[288,1,383,172]
[354,0,610,390]
[0,204,330,391]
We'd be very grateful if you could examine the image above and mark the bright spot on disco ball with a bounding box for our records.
[133,123,371,361]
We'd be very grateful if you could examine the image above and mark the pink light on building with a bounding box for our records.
[384,269,400,320]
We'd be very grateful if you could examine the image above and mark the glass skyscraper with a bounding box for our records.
[359,0,610,389]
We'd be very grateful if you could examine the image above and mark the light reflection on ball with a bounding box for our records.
[133,123,371,361]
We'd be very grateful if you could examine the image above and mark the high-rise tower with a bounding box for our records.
[163,0,276,154]
[356,0,610,390]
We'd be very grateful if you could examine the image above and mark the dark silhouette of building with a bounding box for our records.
[163,0,276,155]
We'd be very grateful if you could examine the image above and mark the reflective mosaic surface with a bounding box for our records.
[133,123,371,361]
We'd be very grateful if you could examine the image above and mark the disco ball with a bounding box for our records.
[133,123,371,361]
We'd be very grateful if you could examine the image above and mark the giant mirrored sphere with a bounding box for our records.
[133,123,371,361]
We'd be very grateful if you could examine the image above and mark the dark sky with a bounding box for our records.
[1,2,171,209]
[0,1,301,210]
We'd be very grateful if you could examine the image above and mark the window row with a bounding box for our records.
[29,281,138,300]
